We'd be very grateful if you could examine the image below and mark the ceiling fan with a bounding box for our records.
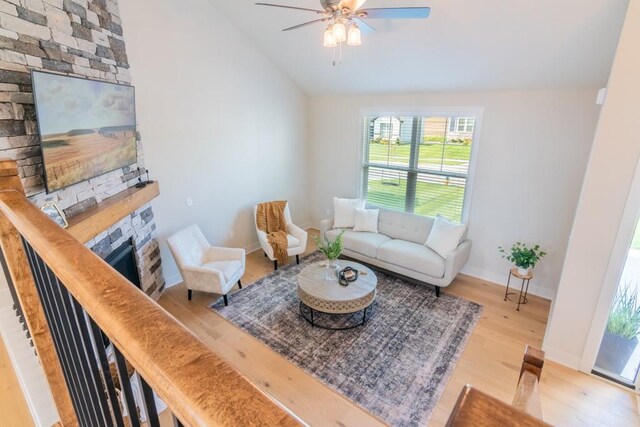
[256,0,431,51]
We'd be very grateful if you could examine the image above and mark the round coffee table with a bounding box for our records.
[296,260,377,330]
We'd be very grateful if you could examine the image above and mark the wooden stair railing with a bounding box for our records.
[0,159,300,427]
[512,346,545,419]
[446,346,550,427]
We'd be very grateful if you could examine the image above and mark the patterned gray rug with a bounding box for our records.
[210,252,483,426]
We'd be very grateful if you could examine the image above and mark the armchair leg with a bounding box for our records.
[237,279,242,289]
[296,255,300,265]
[188,289,192,301]
[264,252,267,257]
[223,294,229,306]
[274,260,278,270]
[435,286,441,298]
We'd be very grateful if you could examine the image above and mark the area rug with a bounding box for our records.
[210,252,483,426]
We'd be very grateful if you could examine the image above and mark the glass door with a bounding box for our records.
[593,221,640,388]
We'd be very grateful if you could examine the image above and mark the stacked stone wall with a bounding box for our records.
[0,0,164,298]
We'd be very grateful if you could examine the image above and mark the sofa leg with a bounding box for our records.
[237,279,242,289]
[274,260,278,270]
[435,286,441,298]
[223,294,228,306]
[296,255,300,265]
[188,289,192,301]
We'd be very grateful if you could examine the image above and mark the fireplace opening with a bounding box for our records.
[105,238,141,289]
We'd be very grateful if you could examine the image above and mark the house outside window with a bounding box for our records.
[361,114,478,222]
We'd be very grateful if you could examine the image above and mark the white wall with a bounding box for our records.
[118,0,309,284]
[308,90,599,298]
[544,0,640,369]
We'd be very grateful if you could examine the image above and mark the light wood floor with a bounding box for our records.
[160,230,640,427]
[2,229,638,426]
[0,334,34,427]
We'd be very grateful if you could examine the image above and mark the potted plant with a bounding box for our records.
[314,230,345,282]
[498,242,547,276]
[595,283,640,375]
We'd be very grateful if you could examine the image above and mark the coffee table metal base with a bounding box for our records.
[299,302,371,330]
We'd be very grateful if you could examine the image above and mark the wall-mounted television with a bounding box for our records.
[32,70,137,193]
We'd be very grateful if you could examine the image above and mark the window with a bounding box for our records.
[449,117,475,134]
[379,123,391,138]
[362,115,477,222]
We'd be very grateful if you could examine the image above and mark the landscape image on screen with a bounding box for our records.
[33,71,137,192]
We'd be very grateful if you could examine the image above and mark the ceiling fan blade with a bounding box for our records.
[283,18,329,31]
[255,3,327,14]
[353,17,375,34]
[360,7,431,19]
[338,0,369,12]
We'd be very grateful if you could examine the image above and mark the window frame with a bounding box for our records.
[357,107,484,224]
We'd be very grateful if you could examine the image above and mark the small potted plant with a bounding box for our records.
[499,242,547,276]
[595,283,640,374]
[314,230,345,282]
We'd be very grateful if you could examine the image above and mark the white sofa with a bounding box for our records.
[320,207,471,296]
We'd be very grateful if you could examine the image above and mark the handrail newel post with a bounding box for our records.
[0,158,78,426]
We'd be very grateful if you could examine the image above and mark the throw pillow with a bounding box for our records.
[425,215,467,258]
[353,208,379,233]
[333,197,366,228]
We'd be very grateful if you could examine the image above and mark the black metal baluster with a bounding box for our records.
[139,374,160,427]
[70,296,115,427]
[113,346,141,427]
[40,260,104,426]
[173,414,185,427]
[22,241,91,426]
[20,239,169,427]
[89,319,125,427]
[51,269,111,427]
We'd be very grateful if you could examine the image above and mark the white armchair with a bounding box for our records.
[253,202,307,270]
[167,225,245,306]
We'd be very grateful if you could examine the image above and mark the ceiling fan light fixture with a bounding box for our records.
[347,23,361,46]
[323,26,337,47]
[332,21,347,43]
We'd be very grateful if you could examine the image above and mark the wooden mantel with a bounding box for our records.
[66,181,160,243]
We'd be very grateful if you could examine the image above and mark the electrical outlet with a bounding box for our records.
[229,230,235,239]
[325,209,331,216]
[186,197,193,207]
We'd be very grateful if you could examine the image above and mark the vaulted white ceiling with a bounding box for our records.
[214,0,629,95]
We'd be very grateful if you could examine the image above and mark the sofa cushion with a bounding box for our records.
[334,197,366,228]
[376,208,434,245]
[425,215,467,258]
[353,208,379,233]
[326,229,390,259]
[377,239,445,278]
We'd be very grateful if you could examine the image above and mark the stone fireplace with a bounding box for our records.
[0,0,164,300]
[88,203,163,299]
[0,1,164,423]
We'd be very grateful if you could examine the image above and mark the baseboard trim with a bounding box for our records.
[461,265,556,301]
[244,241,262,255]
[164,273,181,289]
[542,344,582,369]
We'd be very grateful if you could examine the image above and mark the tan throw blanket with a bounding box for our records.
[256,201,289,265]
